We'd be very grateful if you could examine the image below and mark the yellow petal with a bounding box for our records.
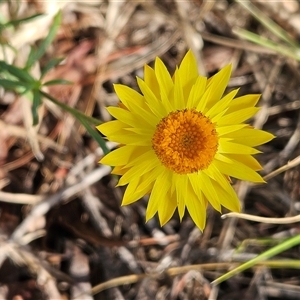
[158,189,177,226]
[215,182,240,212]
[126,126,154,137]
[114,84,161,127]
[118,151,159,186]
[97,120,125,137]
[205,64,232,107]
[206,89,239,119]
[187,75,207,109]
[223,128,275,146]
[188,173,203,197]
[114,84,145,110]
[198,172,222,212]
[173,67,186,110]
[214,152,234,164]
[178,50,199,99]
[137,77,168,118]
[204,162,230,184]
[144,64,160,98]
[217,124,248,136]
[214,158,265,183]
[173,174,187,220]
[185,185,206,230]
[122,169,158,205]
[146,169,172,222]
[100,145,146,166]
[155,56,174,99]
[112,166,127,175]
[108,132,151,146]
[225,154,263,171]
[124,148,157,167]
[219,139,261,155]
[203,164,240,212]
[217,107,260,126]
[106,106,138,127]
[227,94,260,113]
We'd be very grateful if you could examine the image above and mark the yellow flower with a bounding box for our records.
[97,50,274,230]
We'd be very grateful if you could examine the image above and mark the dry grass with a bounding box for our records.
[1,1,300,299]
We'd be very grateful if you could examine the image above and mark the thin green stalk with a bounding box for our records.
[212,234,300,285]
[41,90,102,125]
[233,27,300,61]
[235,0,299,48]
[41,90,108,153]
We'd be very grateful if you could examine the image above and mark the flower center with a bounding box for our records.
[152,109,218,174]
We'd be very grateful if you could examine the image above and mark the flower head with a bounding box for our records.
[97,50,274,230]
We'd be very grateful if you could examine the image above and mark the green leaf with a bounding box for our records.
[43,79,72,86]
[40,57,64,78]
[0,78,30,90]
[79,117,109,154]
[0,61,35,82]
[26,47,38,70]
[32,90,42,125]
[3,13,44,28]
[26,11,62,69]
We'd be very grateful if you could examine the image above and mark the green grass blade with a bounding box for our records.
[0,60,35,82]
[43,79,72,86]
[40,90,107,153]
[4,13,44,27]
[262,259,300,269]
[236,0,298,48]
[212,234,300,285]
[78,117,109,154]
[32,90,42,125]
[40,57,64,78]
[0,78,30,90]
[26,11,62,69]
[41,91,102,126]
[233,28,300,61]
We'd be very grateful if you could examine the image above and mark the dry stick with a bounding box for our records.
[200,32,276,54]
[0,191,44,205]
[0,120,65,152]
[264,111,300,173]
[0,179,9,190]
[92,259,297,295]
[68,242,93,300]
[1,117,62,172]
[222,212,300,224]
[67,143,117,182]
[11,165,111,242]
[264,154,300,181]
[0,241,62,298]
[0,144,116,206]
[268,100,300,115]
[92,263,231,295]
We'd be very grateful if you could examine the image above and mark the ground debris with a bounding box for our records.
[1,1,300,299]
